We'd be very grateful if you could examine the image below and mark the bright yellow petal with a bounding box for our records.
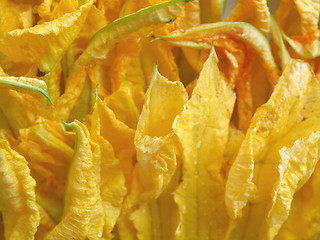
[52,68,87,121]
[67,75,93,122]
[0,89,51,136]
[267,131,320,239]
[225,60,313,219]
[0,1,34,32]
[92,97,136,183]
[173,48,235,240]
[16,118,74,222]
[51,0,78,19]
[0,1,93,73]
[131,170,181,240]
[45,121,104,239]
[134,65,187,200]
[91,97,127,239]
[89,96,136,239]
[0,139,40,240]
[90,97,139,240]
[226,60,320,239]
[105,81,143,130]
[275,162,320,239]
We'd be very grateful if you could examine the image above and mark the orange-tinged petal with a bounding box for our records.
[140,40,180,85]
[35,204,55,240]
[227,0,270,36]
[74,0,190,67]
[199,0,224,23]
[293,0,319,35]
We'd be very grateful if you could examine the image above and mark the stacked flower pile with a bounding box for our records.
[0,0,319,239]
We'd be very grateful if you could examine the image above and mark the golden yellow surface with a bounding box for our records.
[0,0,319,239]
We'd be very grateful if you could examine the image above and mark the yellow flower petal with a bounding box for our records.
[45,120,104,239]
[226,59,320,239]
[0,1,93,73]
[275,162,320,239]
[173,48,235,239]
[0,139,40,240]
[90,97,127,239]
[227,0,270,36]
[268,131,320,239]
[75,0,190,67]
[134,65,187,200]
[16,118,74,222]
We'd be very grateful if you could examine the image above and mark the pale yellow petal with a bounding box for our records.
[173,48,235,240]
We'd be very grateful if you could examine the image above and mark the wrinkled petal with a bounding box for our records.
[0,139,40,240]
[275,162,320,239]
[74,0,190,67]
[45,121,104,239]
[173,48,235,240]
[226,59,320,240]
[0,1,93,73]
[90,97,127,239]
[16,118,74,222]
[134,65,187,200]
[268,131,320,239]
